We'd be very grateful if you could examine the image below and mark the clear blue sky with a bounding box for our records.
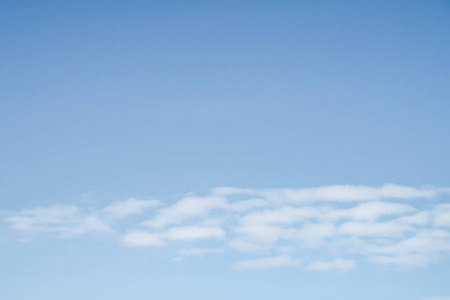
[1,1,450,300]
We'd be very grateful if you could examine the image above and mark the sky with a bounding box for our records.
[1,0,450,299]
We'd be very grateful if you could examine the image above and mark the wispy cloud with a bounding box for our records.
[176,248,225,256]
[120,225,225,248]
[3,184,450,270]
[306,258,356,271]
[4,205,112,237]
[172,248,225,261]
[232,254,301,270]
[165,225,226,241]
[103,198,160,219]
[257,184,448,203]
[120,231,166,248]
[3,197,161,238]
[142,196,227,228]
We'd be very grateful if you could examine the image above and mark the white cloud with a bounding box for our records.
[227,198,269,212]
[232,207,330,248]
[142,196,227,228]
[2,197,161,239]
[259,184,446,204]
[229,238,269,253]
[370,254,430,266]
[393,211,431,225]
[70,216,113,236]
[165,225,225,241]
[306,258,356,271]
[176,248,225,256]
[4,184,450,270]
[433,204,450,227]
[141,184,448,229]
[327,201,416,221]
[337,221,414,238]
[239,206,322,226]
[369,230,450,256]
[284,223,336,248]
[103,198,160,218]
[120,231,166,248]
[4,205,112,237]
[232,254,301,270]
[5,205,79,231]
[121,225,226,248]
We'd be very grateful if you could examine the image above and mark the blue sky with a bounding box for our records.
[1,0,450,299]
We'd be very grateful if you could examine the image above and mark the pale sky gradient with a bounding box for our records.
[1,1,450,300]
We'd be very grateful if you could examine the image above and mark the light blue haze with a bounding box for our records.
[1,1,450,300]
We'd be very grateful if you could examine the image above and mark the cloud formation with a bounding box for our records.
[120,231,166,248]
[232,254,301,270]
[4,204,112,237]
[3,184,450,270]
[103,198,161,219]
[176,248,225,256]
[306,258,356,271]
